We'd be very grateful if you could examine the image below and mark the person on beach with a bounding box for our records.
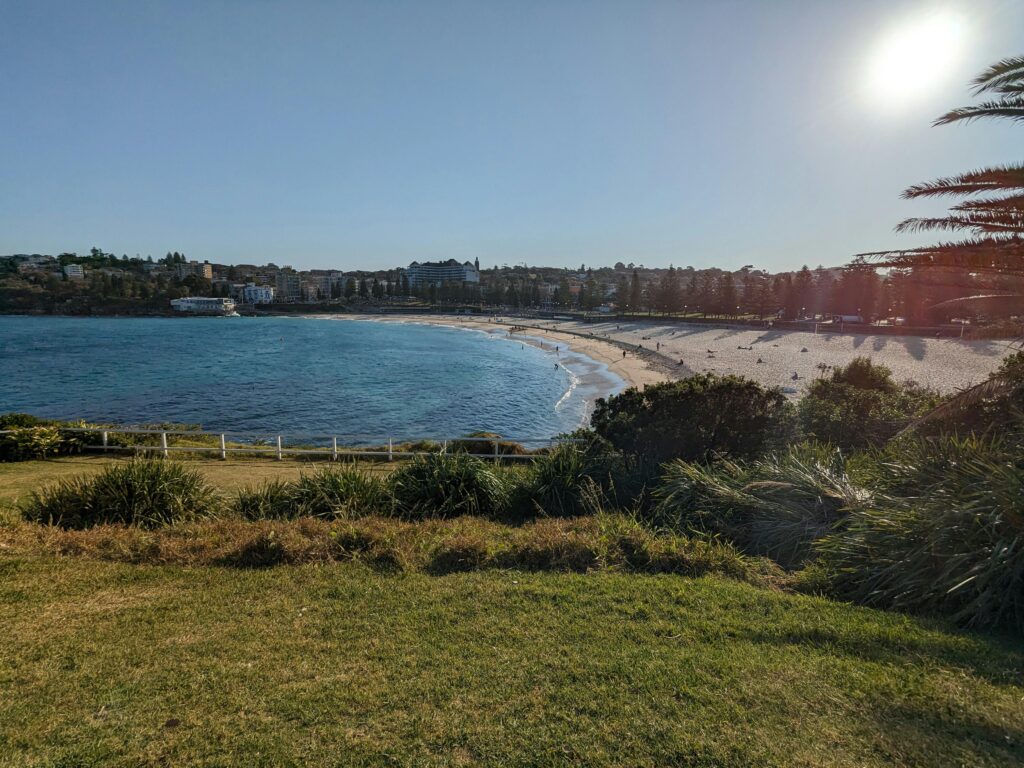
[622,349,626,359]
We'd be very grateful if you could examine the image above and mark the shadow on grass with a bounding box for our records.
[738,622,1024,688]
[869,701,1024,765]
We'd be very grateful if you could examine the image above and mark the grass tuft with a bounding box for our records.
[19,458,220,529]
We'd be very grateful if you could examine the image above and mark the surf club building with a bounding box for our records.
[405,259,480,289]
[170,297,237,315]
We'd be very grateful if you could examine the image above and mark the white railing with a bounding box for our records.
[0,426,576,462]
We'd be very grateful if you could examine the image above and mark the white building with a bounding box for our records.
[170,297,237,315]
[406,259,480,288]
[63,264,85,280]
[242,283,275,304]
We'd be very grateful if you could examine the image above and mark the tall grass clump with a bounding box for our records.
[521,443,606,518]
[653,445,867,568]
[389,452,508,519]
[817,435,1024,631]
[234,466,389,519]
[21,458,219,529]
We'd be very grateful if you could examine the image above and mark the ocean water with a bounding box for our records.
[0,315,622,440]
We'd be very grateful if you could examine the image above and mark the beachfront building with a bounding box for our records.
[175,260,214,280]
[275,268,302,302]
[170,297,237,315]
[406,259,480,288]
[242,283,275,304]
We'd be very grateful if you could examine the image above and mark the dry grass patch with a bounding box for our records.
[0,513,779,584]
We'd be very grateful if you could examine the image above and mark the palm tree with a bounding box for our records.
[860,56,1024,274]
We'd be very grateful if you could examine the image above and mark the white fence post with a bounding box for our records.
[59,426,554,465]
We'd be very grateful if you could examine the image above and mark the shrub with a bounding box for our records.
[817,435,1024,631]
[0,413,51,429]
[389,452,508,519]
[234,466,390,520]
[0,414,100,462]
[21,458,220,529]
[653,445,867,568]
[0,426,63,460]
[591,374,791,466]
[799,357,938,450]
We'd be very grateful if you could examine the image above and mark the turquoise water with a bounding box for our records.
[0,315,621,439]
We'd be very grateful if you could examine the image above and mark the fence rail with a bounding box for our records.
[0,426,574,462]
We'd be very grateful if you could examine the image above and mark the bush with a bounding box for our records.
[0,414,99,462]
[389,452,508,519]
[234,466,390,520]
[817,435,1024,631]
[591,374,791,466]
[0,426,64,460]
[21,458,220,529]
[799,357,938,450]
[653,445,867,569]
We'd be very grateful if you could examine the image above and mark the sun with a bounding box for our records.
[864,9,969,109]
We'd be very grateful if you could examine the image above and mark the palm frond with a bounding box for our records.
[954,194,1024,213]
[901,165,1024,199]
[858,235,1024,272]
[970,55,1024,95]
[897,372,1017,435]
[895,213,1024,235]
[934,103,1024,126]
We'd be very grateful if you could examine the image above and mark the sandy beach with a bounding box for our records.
[338,313,1018,397]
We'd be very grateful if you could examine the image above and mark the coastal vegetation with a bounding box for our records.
[6,352,1024,634]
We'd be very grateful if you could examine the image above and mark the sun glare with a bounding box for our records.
[864,9,968,109]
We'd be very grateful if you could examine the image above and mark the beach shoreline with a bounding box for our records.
[316,313,671,393]
[318,312,1017,397]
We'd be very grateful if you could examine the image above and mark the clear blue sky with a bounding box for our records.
[2,0,1022,271]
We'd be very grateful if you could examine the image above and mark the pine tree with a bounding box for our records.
[629,269,642,311]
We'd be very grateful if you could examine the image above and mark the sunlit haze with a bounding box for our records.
[864,8,969,109]
[2,0,1022,271]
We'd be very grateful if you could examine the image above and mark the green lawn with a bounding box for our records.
[1,556,1021,766]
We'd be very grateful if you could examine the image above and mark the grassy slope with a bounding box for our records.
[1,556,1022,767]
